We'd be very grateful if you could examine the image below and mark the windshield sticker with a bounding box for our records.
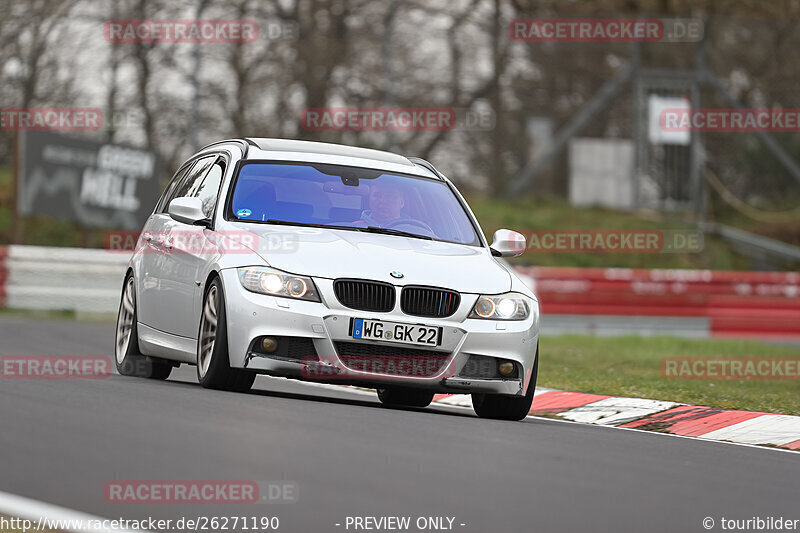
[237,208,252,218]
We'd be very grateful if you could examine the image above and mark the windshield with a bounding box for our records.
[228,162,480,245]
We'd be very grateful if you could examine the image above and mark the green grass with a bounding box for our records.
[469,195,754,270]
[0,308,76,320]
[540,334,800,416]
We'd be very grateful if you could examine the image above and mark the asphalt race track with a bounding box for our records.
[1,316,798,533]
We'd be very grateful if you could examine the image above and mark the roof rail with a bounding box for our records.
[198,138,250,157]
[407,157,444,180]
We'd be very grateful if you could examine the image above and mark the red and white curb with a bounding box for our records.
[432,388,800,451]
[308,382,800,450]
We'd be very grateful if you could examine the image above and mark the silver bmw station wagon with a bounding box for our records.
[115,138,539,420]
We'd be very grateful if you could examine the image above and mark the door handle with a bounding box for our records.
[143,232,168,250]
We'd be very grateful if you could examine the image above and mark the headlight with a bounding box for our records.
[469,293,531,320]
[237,266,320,302]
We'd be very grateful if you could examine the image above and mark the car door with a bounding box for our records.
[162,156,227,339]
[137,160,195,330]
[142,155,216,335]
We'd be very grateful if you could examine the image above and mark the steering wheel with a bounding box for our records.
[384,218,435,235]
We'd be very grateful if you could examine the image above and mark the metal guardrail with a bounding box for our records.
[704,222,800,265]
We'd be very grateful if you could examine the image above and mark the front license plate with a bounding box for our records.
[351,318,442,347]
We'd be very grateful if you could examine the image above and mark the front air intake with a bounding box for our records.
[333,279,396,313]
[400,286,460,318]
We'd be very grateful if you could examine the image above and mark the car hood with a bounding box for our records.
[231,223,511,294]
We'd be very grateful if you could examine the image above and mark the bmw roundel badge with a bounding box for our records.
[390,271,404,279]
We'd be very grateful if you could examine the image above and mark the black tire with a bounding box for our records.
[196,277,256,393]
[472,346,538,421]
[114,274,172,380]
[377,387,435,408]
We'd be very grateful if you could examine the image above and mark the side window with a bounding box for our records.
[168,156,215,205]
[192,159,225,217]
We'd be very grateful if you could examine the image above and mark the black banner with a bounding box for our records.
[19,131,162,229]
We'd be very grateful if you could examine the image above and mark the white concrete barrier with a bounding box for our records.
[1,245,129,314]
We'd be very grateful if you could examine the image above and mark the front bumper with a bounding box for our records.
[221,269,539,396]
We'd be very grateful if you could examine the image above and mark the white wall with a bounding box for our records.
[568,138,635,209]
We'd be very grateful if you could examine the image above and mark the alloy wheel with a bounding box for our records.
[115,277,136,364]
[198,285,219,377]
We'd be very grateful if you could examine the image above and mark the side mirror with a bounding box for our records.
[490,229,526,257]
[168,197,207,226]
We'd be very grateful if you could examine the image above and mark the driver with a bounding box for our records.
[355,181,405,227]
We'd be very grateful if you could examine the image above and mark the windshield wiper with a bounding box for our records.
[260,220,433,240]
[361,226,433,240]
[263,219,354,231]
